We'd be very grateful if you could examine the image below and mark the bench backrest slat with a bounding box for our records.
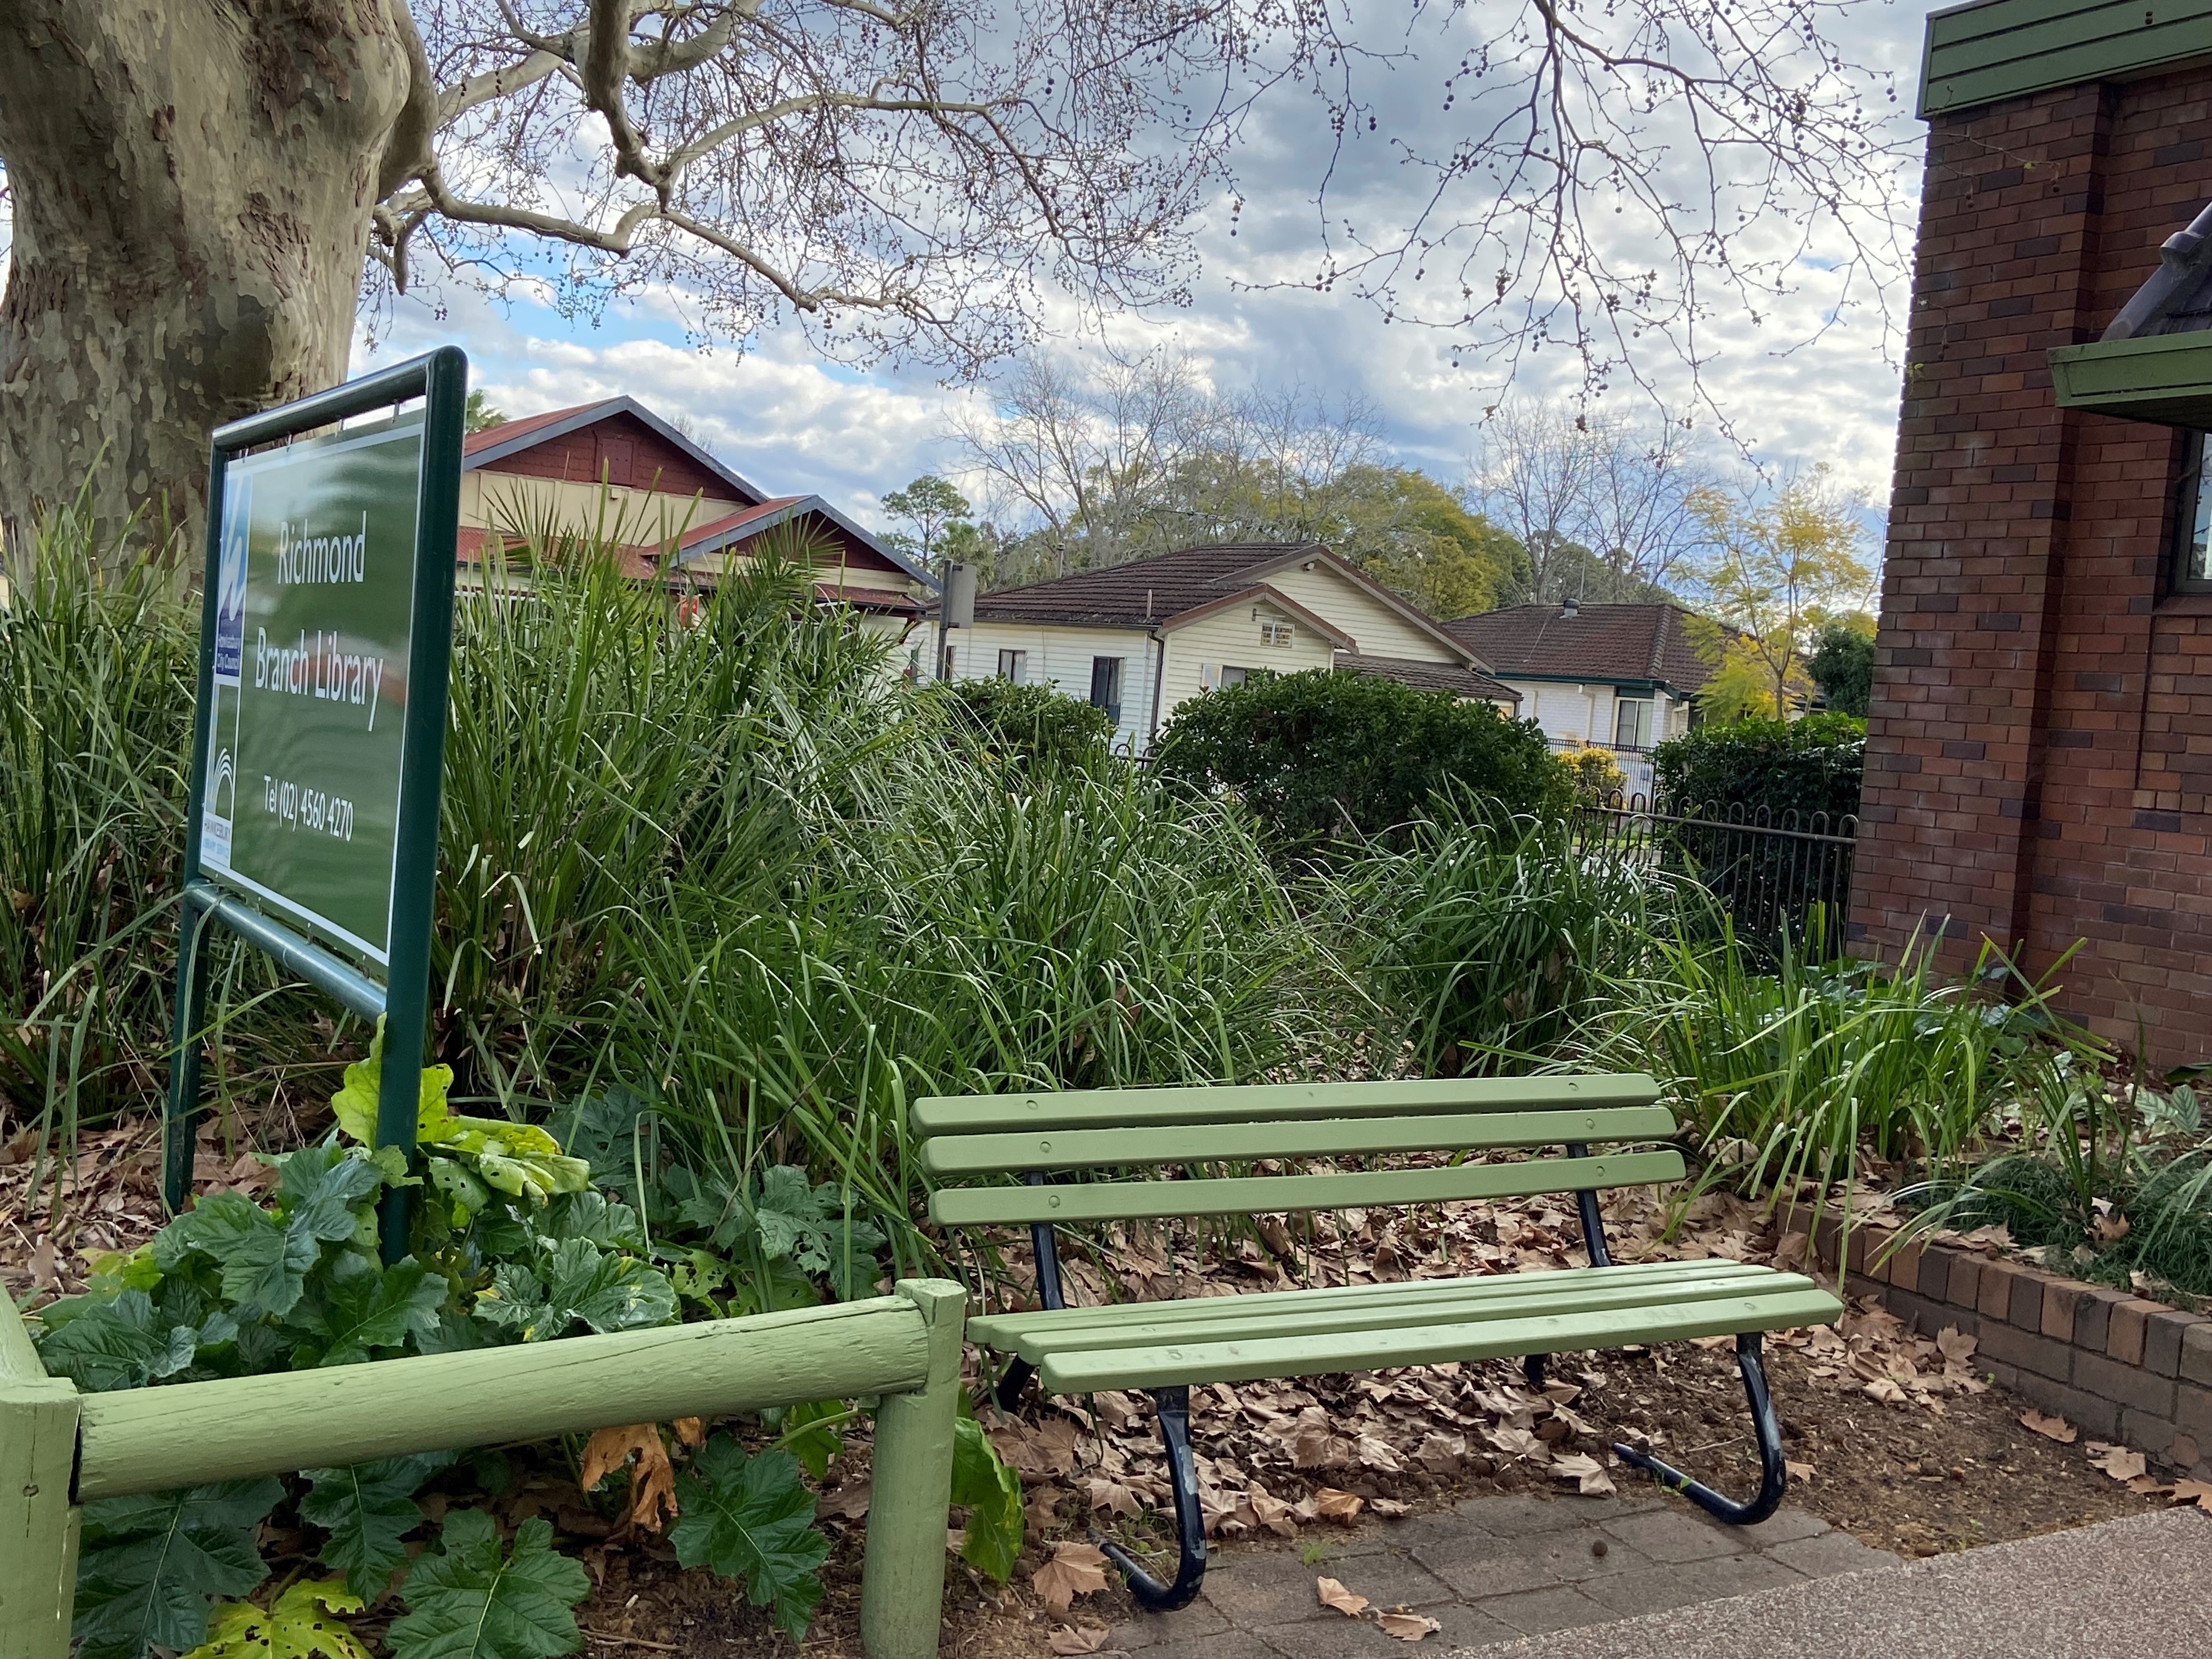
[926,1149,1686,1228]
[910,1074,1660,1136]
[920,1105,1677,1176]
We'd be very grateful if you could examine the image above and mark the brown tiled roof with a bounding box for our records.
[1336,654,1522,704]
[967,543,1485,668]
[970,543,1331,627]
[1441,603,1719,696]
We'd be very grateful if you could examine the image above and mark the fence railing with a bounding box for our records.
[0,1280,965,1659]
[1577,792,1859,946]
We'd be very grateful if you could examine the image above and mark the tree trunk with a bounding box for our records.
[0,2,415,562]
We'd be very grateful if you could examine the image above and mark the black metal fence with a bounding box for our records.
[1577,792,1859,950]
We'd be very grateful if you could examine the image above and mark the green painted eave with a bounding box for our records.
[1921,0,2212,118]
[2049,331,2212,426]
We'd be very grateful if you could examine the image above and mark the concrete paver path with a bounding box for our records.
[1480,1506,2212,1659]
[1103,1492,1896,1658]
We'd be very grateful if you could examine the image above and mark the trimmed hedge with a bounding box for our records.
[931,677,1114,769]
[1151,669,1568,850]
[1650,712,1865,821]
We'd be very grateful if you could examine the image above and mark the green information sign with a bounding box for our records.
[167,348,468,1255]
[200,417,424,962]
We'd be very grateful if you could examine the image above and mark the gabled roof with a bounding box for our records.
[463,395,933,588]
[1336,654,1522,705]
[463,396,771,503]
[673,494,935,589]
[964,542,1489,667]
[1158,584,1357,650]
[1442,602,1718,697]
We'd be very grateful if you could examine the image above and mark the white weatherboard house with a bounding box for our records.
[1441,601,1718,795]
[939,542,1520,754]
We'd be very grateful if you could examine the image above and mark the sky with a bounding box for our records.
[354,0,1936,542]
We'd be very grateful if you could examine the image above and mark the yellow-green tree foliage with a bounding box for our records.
[1688,468,1875,720]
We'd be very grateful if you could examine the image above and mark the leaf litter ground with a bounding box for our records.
[2,1137,2192,1658]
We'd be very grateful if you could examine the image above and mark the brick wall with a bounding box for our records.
[1808,1220,2212,1483]
[1853,69,2212,1064]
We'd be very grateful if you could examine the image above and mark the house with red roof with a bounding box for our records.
[937,542,1520,755]
[1441,601,1720,794]
[459,397,934,622]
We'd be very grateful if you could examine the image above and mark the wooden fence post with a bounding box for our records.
[861,1278,967,1659]
[1,1296,78,1659]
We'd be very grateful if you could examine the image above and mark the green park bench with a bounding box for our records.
[918,1073,1843,1612]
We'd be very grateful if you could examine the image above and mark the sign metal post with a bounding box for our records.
[164,347,466,1260]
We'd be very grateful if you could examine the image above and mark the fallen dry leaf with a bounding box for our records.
[1032,1543,1110,1615]
[2019,1410,2078,1444]
[1086,1476,1141,1519]
[816,1480,871,1521]
[578,1423,679,1533]
[1785,1460,1816,1484]
[1316,1578,1369,1617]
[1306,1487,1365,1523]
[2169,1480,2212,1510]
[2087,1442,2147,1483]
[1378,1612,1442,1641]
[1547,1452,1616,1496]
[1048,1626,1110,1655]
[1934,1327,1977,1365]
[670,1417,706,1449]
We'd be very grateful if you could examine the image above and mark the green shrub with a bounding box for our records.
[1344,800,1672,1074]
[1649,711,1864,821]
[1151,668,1569,851]
[1805,623,1874,718]
[927,675,1114,770]
[1587,917,2101,1229]
[1,522,198,1126]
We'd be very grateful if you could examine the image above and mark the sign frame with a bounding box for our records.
[164,347,467,1258]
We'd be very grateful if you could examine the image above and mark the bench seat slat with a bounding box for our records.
[978,1266,1806,1362]
[969,1257,1761,1344]
[921,1106,1677,1176]
[911,1074,1661,1135]
[1035,1284,1845,1392]
[927,1150,1686,1227]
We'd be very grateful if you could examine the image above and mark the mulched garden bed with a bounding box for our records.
[3,1120,2200,1659]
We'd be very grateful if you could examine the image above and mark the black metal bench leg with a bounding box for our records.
[1611,1332,1788,1526]
[991,1357,1036,1412]
[1097,1385,1206,1611]
[1522,1354,1547,1391]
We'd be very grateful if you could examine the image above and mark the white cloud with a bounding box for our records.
[357,0,1933,533]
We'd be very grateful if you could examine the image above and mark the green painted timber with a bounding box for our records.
[1919,0,2212,117]
[18,1282,965,1659]
[911,1073,1660,1135]
[921,1106,1677,1175]
[860,1279,963,1659]
[1036,1285,1845,1392]
[0,1295,79,1659]
[969,1257,1769,1345]
[926,1150,1685,1227]
[1,1283,44,1379]
[977,1268,1808,1363]
[2049,331,2212,427]
[75,1293,935,1502]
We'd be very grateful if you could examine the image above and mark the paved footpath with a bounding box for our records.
[1483,1506,2212,1659]
[1103,1491,1896,1659]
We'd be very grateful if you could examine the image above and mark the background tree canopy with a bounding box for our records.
[0,1,1907,557]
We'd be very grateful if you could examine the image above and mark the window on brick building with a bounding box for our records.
[2171,432,2212,595]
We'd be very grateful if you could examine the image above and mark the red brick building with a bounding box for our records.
[1852,0,2212,1062]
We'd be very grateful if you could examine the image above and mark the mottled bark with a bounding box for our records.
[0,2,416,557]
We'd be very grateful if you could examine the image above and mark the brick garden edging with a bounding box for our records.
[1802,1216,2212,1484]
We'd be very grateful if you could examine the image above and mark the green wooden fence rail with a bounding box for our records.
[0,1279,966,1659]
